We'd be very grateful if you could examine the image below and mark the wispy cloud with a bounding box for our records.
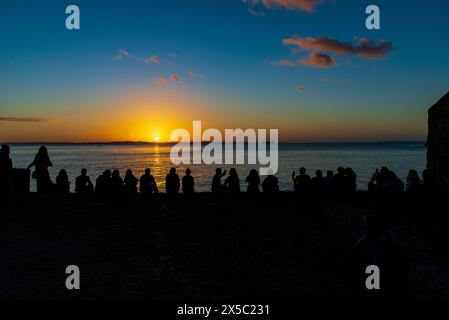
[153,74,182,86]
[144,55,161,64]
[283,36,393,59]
[273,59,297,68]
[153,76,170,87]
[171,74,181,82]
[300,52,335,68]
[248,8,266,16]
[244,0,330,13]
[113,49,132,60]
[0,117,48,123]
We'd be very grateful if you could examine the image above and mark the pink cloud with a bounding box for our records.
[274,59,297,68]
[300,52,335,68]
[283,35,393,59]
[145,55,161,64]
[244,0,329,13]
[171,74,181,82]
[153,76,170,87]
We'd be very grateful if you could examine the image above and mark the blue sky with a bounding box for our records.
[1,0,449,142]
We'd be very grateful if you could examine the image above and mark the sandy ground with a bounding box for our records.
[1,192,448,301]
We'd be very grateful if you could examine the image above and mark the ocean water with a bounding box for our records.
[9,143,427,192]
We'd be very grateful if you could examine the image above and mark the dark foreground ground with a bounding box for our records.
[1,192,449,301]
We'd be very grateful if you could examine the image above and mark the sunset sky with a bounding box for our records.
[1,0,449,142]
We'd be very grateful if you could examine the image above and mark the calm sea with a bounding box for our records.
[9,143,426,192]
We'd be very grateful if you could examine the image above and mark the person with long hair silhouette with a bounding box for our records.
[27,146,53,193]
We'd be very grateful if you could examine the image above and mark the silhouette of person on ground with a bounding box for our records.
[332,167,346,193]
[245,169,260,193]
[124,169,139,195]
[27,146,53,193]
[139,168,159,194]
[262,173,280,193]
[311,170,325,193]
[344,167,357,192]
[96,170,112,194]
[421,168,438,193]
[0,145,13,194]
[75,168,93,194]
[212,168,226,194]
[224,168,240,194]
[292,167,311,193]
[406,169,421,193]
[165,168,180,194]
[342,214,409,294]
[324,170,334,193]
[384,169,404,193]
[182,168,194,194]
[55,169,70,194]
[111,170,124,195]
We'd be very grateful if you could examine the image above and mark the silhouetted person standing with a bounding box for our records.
[0,145,13,194]
[311,170,325,193]
[406,169,421,193]
[224,168,240,194]
[124,169,138,195]
[139,168,159,194]
[246,169,260,193]
[55,169,70,194]
[182,168,194,194]
[292,167,311,193]
[96,170,112,195]
[28,146,53,193]
[165,168,180,194]
[262,174,279,193]
[111,170,124,195]
[212,168,226,194]
[324,170,334,193]
[75,168,93,194]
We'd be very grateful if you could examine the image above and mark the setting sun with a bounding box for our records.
[154,136,160,142]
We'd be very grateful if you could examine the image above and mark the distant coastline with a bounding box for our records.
[3,141,426,147]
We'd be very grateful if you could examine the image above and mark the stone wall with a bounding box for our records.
[427,92,449,192]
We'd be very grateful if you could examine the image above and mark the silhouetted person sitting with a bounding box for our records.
[421,168,438,193]
[311,170,325,193]
[332,167,346,193]
[212,168,226,194]
[0,145,13,194]
[224,168,240,194]
[27,146,53,193]
[245,169,260,193]
[111,170,124,195]
[55,169,70,194]
[123,169,138,195]
[96,170,112,195]
[75,168,94,194]
[406,169,421,193]
[292,167,311,193]
[342,214,409,293]
[182,168,194,194]
[344,167,357,192]
[384,169,404,193]
[324,170,334,193]
[139,168,159,194]
[262,173,279,193]
[165,168,180,194]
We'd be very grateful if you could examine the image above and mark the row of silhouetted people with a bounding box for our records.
[0,145,439,195]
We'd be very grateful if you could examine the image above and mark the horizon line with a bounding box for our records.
[1,140,426,145]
